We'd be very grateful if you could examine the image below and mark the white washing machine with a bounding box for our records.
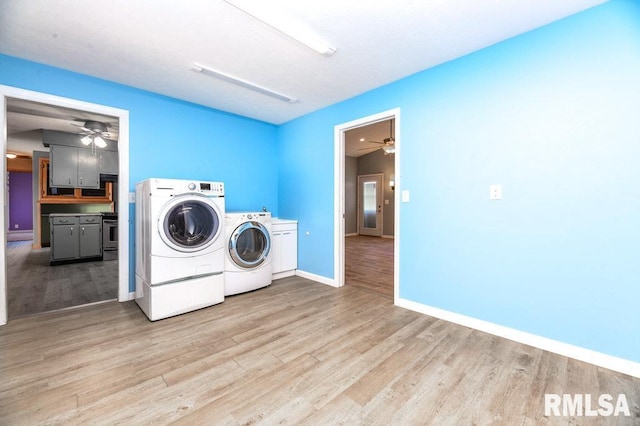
[135,178,225,320]
[224,212,273,296]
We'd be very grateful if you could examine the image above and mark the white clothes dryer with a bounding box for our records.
[224,212,273,296]
[135,178,225,320]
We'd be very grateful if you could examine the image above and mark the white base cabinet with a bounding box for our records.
[272,219,297,279]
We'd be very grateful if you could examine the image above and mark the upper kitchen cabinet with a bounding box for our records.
[49,144,100,188]
[99,150,118,176]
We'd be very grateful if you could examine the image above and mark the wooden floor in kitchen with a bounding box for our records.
[6,240,118,319]
[1,276,638,425]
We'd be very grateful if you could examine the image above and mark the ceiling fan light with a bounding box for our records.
[93,136,107,148]
[81,135,93,145]
[383,146,395,154]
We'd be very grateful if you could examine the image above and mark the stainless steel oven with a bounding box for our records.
[102,213,118,260]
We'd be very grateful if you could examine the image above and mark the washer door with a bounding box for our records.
[158,194,222,253]
[229,221,271,269]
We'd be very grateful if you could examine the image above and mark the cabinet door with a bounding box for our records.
[50,145,78,187]
[76,149,100,188]
[79,224,102,258]
[51,224,79,260]
[281,231,298,271]
[271,231,283,273]
[99,150,118,175]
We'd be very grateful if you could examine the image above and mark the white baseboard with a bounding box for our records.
[396,297,640,379]
[382,234,394,239]
[273,270,296,280]
[295,270,337,287]
[7,230,33,242]
[345,233,358,237]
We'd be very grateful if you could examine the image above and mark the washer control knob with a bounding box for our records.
[188,183,196,191]
[247,214,253,219]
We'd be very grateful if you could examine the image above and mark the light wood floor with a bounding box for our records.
[345,235,394,298]
[1,276,638,425]
[6,240,118,319]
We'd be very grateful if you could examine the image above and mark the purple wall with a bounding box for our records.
[8,171,33,231]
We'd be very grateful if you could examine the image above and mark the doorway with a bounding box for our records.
[334,108,400,302]
[0,85,130,325]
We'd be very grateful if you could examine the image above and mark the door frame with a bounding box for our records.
[0,85,131,326]
[357,173,384,237]
[334,108,400,303]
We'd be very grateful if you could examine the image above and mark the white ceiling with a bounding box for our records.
[0,0,608,127]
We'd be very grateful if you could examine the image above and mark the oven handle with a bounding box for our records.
[103,220,118,225]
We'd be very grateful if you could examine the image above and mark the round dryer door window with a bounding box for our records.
[159,196,222,252]
[229,221,270,269]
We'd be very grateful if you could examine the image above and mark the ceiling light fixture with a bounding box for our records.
[222,0,336,57]
[6,153,17,159]
[80,121,110,151]
[383,145,395,154]
[191,62,298,103]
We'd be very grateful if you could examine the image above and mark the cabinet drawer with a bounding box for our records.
[79,215,101,224]
[51,216,78,225]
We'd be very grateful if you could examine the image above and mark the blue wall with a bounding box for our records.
[1,54,279,292]
[0,54,278,209]
[278,0,640,363]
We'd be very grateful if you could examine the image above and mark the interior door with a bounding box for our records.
[357,173,383,237]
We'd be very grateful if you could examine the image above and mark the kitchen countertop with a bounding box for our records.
[48,213,104,217]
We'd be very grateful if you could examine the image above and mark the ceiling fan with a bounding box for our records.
[73,120,114,149]
[360,119,395,155]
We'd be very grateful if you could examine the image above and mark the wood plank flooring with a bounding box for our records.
[6,240,118,319]
[1,276,638,425]
[345,235,394,298]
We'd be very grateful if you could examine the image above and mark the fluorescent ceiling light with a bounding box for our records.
[223,0,336,57]
[192,62,298,103]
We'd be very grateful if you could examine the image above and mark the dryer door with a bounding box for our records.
[158,194,222,253]
[229,221,271,269]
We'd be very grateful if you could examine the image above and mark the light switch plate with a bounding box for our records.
[401,190,410,203]
[490,184,502,200]
[129,192,135,203]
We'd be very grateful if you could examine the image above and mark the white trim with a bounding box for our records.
[345,233,359,238]
[0,85,130,325]
[295,269,337,287]
[396,297,640,379]
[334,108,400,292]
[273,270,296,280]
[382,235,394,239]
[126,291,136,301]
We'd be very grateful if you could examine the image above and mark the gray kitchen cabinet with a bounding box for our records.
[99,150,118,175]
[50,216,79,261]
[50,145,100,188]
[79,216,102,258]
[50,214,102,264]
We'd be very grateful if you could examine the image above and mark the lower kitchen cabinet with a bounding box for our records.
[272,219,298,279]
[50,214,102,264]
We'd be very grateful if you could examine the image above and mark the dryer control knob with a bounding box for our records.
[188,183,196,191]
[247,214,253,219]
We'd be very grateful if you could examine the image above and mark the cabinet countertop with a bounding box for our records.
[49,213,103,217]
[272,218,298,224]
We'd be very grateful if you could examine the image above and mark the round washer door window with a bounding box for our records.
[159,195,222,252]
[229,221,270,269]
